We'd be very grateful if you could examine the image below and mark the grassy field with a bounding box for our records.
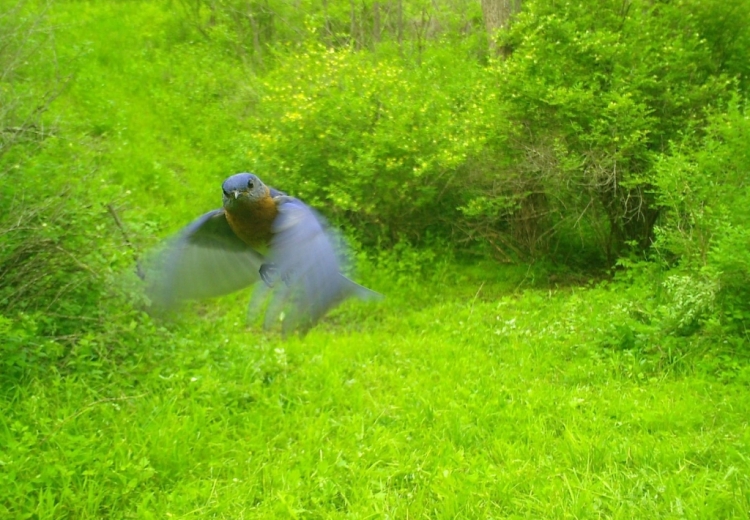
[2,1,750,518]
[3,269,750,518]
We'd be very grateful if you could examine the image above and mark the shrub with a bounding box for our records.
[653,102,750,335]
[0,5,152,379]
[472,0,748,263]
[246,42,493,246]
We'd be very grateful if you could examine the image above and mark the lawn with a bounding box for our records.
[3,272,749,518]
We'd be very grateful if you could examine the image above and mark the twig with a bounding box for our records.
[107,203,145,280]
[468,281,485,317]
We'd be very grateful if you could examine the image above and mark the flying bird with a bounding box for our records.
[146,172,380,334]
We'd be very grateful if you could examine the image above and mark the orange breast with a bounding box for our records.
[224,194,278,251]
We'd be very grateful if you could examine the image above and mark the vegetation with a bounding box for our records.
[1,0,749,517]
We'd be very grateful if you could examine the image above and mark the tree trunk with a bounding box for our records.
[350,0,358,48]
[396,0,403,48]
[322,0,332,45]
[481,0,522,57]
[373,2,380,45]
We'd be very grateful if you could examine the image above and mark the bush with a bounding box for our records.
[246,42,494,246]
[0,136,154,379]
[240,0,750,266]
[653,102,750,335]
[477,0,747,263]
[0,5,154,379]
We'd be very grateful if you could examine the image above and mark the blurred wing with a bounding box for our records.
[146,209,263,309]
[266,198,379,333]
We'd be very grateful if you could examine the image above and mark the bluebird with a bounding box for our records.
[146,173,381,334]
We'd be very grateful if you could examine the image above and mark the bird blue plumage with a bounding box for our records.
[146,173,381,334]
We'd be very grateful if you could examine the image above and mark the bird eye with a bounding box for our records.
[247,179,255,190]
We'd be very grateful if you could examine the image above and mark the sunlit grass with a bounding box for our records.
[3,276,750,518]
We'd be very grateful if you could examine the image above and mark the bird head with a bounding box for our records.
[222,173,268,209]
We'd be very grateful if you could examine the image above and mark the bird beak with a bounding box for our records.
[233,190,240,199]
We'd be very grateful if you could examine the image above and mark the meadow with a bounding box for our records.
[2,0,750,518]
[6,273,750,518]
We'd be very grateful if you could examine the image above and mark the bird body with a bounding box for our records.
[223,187,278,251]
[146,173,380,333]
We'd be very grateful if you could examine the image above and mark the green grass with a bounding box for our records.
[3,276,750,518]
[47,0,255,228]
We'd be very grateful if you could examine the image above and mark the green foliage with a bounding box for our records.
[213,0,750,263]
[0,1,59,158]
[177,0,487,70]
[686,0,750,93]
[479,0,745,262]
[0,4,174,382]
[44,1,259,230]
[247,42,493,244]
[653,102,750,335]
[0,135,152,380]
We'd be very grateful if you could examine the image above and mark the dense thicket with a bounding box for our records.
[180,0,746,260]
